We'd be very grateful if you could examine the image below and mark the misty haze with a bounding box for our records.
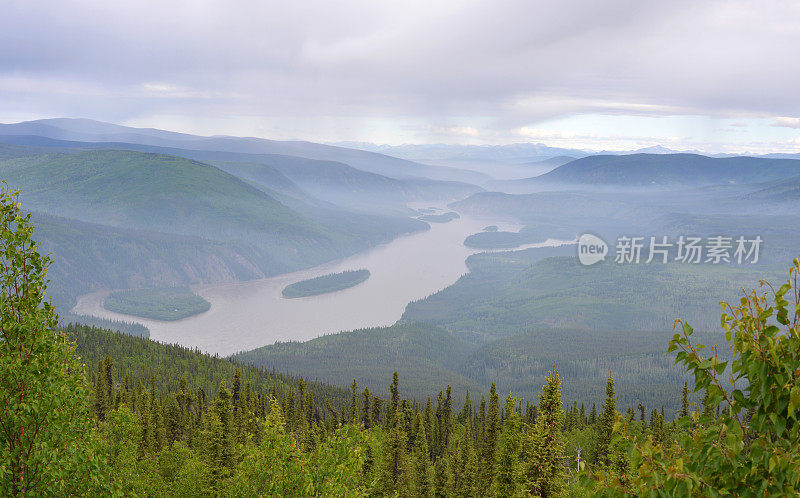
[2,1,800,496]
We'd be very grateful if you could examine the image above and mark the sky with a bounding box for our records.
[1,0,800,153]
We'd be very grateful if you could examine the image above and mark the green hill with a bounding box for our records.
[1,149,315,242]
[530,153,800,186]
[69,323,350,408]
[3,150,429,313]
[461,328,696,412]
[232,323,482,401]
[403,252,782,340]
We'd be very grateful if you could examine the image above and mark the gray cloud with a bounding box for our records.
[1,0,799,142]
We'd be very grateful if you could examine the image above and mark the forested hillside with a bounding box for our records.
[234,323,482,401]
[1,147,430,312]
[529,153,800,186]
[3,182,800,496]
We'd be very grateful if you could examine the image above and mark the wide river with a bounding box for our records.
[73,209,575,355]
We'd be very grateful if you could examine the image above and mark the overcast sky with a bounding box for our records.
[2,0,799,152]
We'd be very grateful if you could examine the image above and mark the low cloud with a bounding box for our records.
[1,0,799,148]
[771,117,800,129]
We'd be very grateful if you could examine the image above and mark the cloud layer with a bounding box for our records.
[1,0,799,149]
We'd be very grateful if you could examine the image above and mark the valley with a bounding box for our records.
[3,118,798,411]
[71,207,572,355]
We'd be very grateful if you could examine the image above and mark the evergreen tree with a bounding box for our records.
[454,419,477,498]
[94,360,108,421]
[438,385,453,458]
[478,383,500,496]
[371,396,383,427]
[594,373,617,467]
[433,456,449,498]
[203,380,235,479]
[458,389,472,424]
[680,381,690,417]
[349,379,358,423]
[380,410,408,494]
[361,386,371,428]
[494,395,522,497]
[524,367,565,497]
[388,371,400,427]
[701,389,714,419]
[409,414,433,497]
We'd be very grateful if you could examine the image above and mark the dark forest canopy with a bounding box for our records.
[2,185,800,495]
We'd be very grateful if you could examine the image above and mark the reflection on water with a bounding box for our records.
[72,211,575,355]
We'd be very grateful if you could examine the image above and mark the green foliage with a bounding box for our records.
[591,260,800,495]
[104,286,211,320]
[233,322,481,401]
[282,269,371,298]
[0,187,108,495]
[69,323,350,410]
[6,188,800,495]
[524,368,566,497]
[494,395,523,496]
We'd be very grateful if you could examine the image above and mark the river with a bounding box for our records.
[72,209,575,355]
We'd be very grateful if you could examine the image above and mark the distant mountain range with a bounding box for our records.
[334,141,589,165]
[0,118,487,184]
[527,153,800,186]
[0,120,491,313]
[3,117,800,318]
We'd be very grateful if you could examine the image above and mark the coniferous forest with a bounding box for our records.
[5,2,800,495]
[3,184,800,496]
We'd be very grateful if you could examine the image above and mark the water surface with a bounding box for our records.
[73,211,574,355]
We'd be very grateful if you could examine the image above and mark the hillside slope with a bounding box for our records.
[0,118,486,183]
[233,323,482,401]
[528,153,800,186]
[3,149,428,311]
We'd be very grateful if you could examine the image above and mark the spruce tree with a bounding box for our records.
[94,360,108,421]
[349,379,358,423]
[478,383,500,496]
[409,414,433,497]
[380,410,408,494]
[594,374,617,467]
[362,386,371,428]
[680,381,690,417]
[204,380,235,479]
[433,456,449,498]
[454,419,477,498]
[494,395,522,497]
[458,389,472,424]
[388,371,400,428]
[439,385,453,458]
[524,367,565,497]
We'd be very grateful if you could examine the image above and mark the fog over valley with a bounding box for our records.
[3,2,800,494]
